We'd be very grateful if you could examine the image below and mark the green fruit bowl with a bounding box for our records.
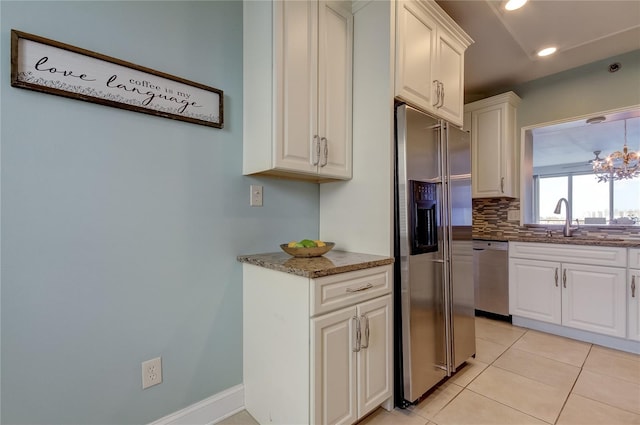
[280,242,335,258]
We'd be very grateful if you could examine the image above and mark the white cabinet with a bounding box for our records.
[243,0,353,181]
[311,294,392,424]
[628,249,640,341]
[395,0,472,127]
[509,242,627,338]
[466,92,521,198]
[509,258,562,324]
[243,264,393,425]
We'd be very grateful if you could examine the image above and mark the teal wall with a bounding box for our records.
[514,49,640,128]
[0,1,319,424]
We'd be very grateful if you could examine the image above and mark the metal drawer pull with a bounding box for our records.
[346,283,373,293]
[501,177,505,193]
[312,135,320,165]
[360,315,370,349]
[563,269,567,288]
[632,276,636,298]
[320,137,328,167]
[554,268,558,287]
[352,316,361,352]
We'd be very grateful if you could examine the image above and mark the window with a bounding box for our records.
[535,172,639,225]
[523,107,639,226]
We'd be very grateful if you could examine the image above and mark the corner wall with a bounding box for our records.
[0,2,319,424]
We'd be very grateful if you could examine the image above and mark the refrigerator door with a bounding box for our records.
[446,125,476,369]
[396,104,447,403]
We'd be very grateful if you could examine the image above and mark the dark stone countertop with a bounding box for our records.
[476,236,640,248]
[237,250,394,278]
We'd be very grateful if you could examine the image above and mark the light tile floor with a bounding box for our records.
[219,317,640,425]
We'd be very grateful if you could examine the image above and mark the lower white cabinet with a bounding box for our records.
[243,264,393,425]
[509,242,627,338]
[311,294,392,424]
[628,249,640,341]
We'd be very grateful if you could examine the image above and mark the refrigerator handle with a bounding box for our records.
[440,121,454,376]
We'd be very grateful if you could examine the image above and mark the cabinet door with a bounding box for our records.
[629,270,640,341]
[318,0,353,179]
[434,26,465,126]
[273,0,319,174]
[562,264,626,338]
[471,104,508,198]
[356,295,392,419]
[395,0,437,113]
[509,258,561,324]
[311,306,357,425]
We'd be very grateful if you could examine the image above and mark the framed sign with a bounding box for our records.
[11,30,223,128]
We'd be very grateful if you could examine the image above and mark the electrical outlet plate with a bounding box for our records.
[507,210,520,221]
[250,185,263,207]
[142,357,162,389]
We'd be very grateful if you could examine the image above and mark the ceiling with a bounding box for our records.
[436,0,640,102]
[435,0,640,169]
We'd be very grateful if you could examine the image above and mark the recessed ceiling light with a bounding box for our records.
[537,47,557,57]
[505,0,528,11]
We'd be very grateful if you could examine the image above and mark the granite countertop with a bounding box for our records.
[476,236,640,248]
[237,250,395,278]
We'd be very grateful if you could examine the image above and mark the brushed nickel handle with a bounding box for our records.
[555,268,559,287]
[563,269,567,288]
[312,135,320,165]
[360,315,370,349]
[433,80,440,107]
[346,283,373,293]
[439,82,445,108]
[632,275,636,298]
[320,137,328,167]
[501,177,505,193]
[352,316,361,352]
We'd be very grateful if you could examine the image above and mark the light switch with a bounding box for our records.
[250,185,263,207]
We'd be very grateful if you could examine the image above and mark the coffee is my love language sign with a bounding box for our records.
[11,30,223,128]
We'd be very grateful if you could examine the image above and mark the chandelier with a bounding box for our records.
[592,119,639,182]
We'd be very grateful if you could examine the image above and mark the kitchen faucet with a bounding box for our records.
[554,198,576,237]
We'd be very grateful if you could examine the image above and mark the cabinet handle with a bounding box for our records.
[346,283,373,293]
[500,177,505,193]
[555,268,559,287]
[439,82,445,108]
[563,269,567,288]
[632,276,636,298]
[320,137,328,167]
[360,315,370,349]
[352,316,361,352]
[312,135,320,166]
[433,80,440,107]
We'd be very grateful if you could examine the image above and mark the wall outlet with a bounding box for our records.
[507,210,520,221]
[250,185,263,207]
[142,357,162,389]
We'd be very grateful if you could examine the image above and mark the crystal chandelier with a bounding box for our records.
[592,119,639,182]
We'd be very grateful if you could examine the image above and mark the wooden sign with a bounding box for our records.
[11,30,223,128]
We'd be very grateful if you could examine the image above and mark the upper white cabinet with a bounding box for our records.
[243,0,353,182]
[466,92,521,198]
[395,0,472,127]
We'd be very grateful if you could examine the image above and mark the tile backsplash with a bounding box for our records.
[472,198,640,241]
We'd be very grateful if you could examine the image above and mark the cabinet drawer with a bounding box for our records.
[311,265,392,316]
[630,249,640,269]
[509,242,627,268]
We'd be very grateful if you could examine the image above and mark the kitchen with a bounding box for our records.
[1,1,639,425]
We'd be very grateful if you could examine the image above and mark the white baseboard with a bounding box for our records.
[149,384,244,425]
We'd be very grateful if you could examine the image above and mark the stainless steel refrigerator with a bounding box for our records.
[393,103,476,406]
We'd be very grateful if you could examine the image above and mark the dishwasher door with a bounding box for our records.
[473,240,509,317]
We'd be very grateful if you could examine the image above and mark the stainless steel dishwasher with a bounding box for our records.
[473,240,510,318]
